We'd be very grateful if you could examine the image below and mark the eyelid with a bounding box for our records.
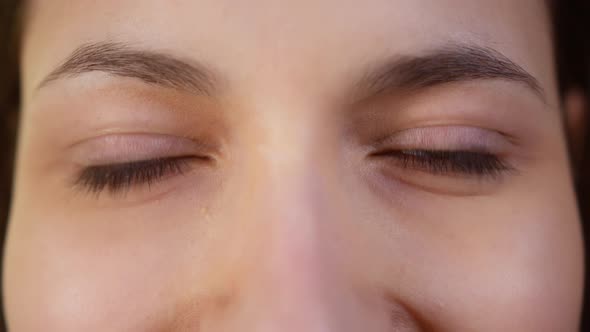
[69,133,218,166]
[370,126,513,153]
[365,126,518,183]
[73,155,212,196]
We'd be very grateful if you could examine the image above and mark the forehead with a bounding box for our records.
[22,0,555,102]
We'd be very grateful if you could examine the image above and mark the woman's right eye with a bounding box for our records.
[75,156,205,195]
[67,133,220,196]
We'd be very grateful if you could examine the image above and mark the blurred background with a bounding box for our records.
[0,1,589,331]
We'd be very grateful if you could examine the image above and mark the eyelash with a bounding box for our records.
[75,149,510,195]
[372,149,513,177]
[75,156,195,194]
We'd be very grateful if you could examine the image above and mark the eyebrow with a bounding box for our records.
[355,43,545,102]
[40,42,543,104]
[38,42,218,95]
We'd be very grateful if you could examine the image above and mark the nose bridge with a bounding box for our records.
[246,97,337,241]
[260,163,333,301]
[252,109,335,296]
[233,103,349,329]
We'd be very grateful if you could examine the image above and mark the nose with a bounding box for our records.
[188,108,421,331]
[215,161,386,332]
[223,119,360,331]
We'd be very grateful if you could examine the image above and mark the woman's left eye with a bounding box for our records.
[75,156,202,195]
[370,149,513,177]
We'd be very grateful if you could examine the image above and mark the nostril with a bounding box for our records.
[387,295,431,332]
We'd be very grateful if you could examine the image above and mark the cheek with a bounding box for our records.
[2,201,224,331]
[501,196,584,327]
[352,161,584,330]
[3,219,157,330]
[409,193,583,330]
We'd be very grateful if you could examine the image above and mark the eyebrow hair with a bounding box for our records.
[40,42,543,105]
[39,42,218,95]
[356,43,545,102]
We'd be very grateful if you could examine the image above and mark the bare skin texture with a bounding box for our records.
[3,0,585,331]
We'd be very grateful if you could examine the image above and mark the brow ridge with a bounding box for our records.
[357,43,544,102]
[39,42,217,95]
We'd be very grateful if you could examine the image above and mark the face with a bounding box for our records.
[3,0,585,331]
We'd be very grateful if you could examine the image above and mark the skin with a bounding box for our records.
[2,0,586,331]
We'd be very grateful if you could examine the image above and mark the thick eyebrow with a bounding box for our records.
[38,42,218,95]
[355,43,545,102]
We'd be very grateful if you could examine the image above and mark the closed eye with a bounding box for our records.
[371,149,514,178]
[75,156,205,195]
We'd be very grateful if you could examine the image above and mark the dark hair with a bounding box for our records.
[0,1,589,330]
[0,0,19,230]
[554,2,590,329]
[0,2,20,330]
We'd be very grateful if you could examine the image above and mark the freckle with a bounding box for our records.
[200,206,211,220]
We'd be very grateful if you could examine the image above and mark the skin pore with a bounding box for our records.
[2,0,585,331]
